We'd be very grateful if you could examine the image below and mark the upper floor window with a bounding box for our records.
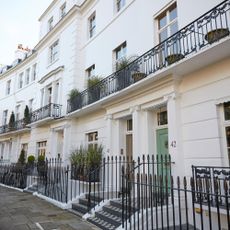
[18,73,23,89]
[86,64,95,78]
[88,12,96,38]
[48,17,54,32]
[32,63,37,81]
[157,3,178,43]
[60,2,66,19]
[25,68,30,85]
[15,105,20,121]
[116,0,125,12]
[49,40,59,64]
[6,80,11,95]
[2,110,8,125]
[114,41,127,70]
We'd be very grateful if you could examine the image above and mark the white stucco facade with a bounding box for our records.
[0,0,229,179]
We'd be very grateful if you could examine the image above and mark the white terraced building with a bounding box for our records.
[0,0,230,179]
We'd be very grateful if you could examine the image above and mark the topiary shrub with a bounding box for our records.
[27,155,35,164]
[18,149,26,165]
[24,105,31,125]
[8,111,15,131]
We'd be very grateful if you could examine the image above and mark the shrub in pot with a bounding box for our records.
[68,88,81,111]
[24,105,31,125]
[87,76,103,103]
[8,111,15,131]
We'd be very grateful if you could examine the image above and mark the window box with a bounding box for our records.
[132,72,146,83]
[165,53,184,65]
[205,28,229,44]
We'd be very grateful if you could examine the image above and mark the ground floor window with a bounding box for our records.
[37,141,47,157]
[223,102,230,165]
[225,127,230,165]
[87,131,98,149]
[21,143,28,160]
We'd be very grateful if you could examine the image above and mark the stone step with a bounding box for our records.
[102,204,123,217]
[79,197,98,208]
[85,194,103,203]
[95,210,121,227]
[87,216,117,230]
[72,203,88,215]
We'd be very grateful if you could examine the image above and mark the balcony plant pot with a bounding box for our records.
[165,53,184,65]
[205,28,229,44]
[132,72,146,83]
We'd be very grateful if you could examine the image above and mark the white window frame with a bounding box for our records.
[18,73,23,89]
[49,40,59,64]
[6,80,11,95]
[3,110,8,125]
[113,41,127,70]
[25,68,30,85]
[155,2,178,43]
[88,12,96,38]
[223,102,230,165]
[115,0,125,13]
[32,63,37,81]
[37,141,47,157]
[86,64,95,78]
[86,131,98,149]
[48,16,54,32]
[15,105,20,121]
[60,2,66,19]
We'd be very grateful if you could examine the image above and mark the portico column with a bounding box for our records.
[105,114,113,156]
[132,105,142,160]
[166,93,184,177]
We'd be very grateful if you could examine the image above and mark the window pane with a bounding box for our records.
[226,127,230,147]
[157,110,168,126]
[224,102,230,120]
[159,14,167,29]
[170,22,178,35]
[159,29,168,42]
[169,7,177,21]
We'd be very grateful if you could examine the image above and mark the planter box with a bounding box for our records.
[132,72,146,83]
[205,28,229,44]
[165,53,184,65]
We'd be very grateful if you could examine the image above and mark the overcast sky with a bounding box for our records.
[0,0,53,65]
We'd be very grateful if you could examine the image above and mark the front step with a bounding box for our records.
[72,194,103,216]
[87,199,137,230]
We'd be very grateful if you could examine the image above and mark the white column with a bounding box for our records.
[132,105,142,160]
[105,114,113,156]
[166,93,184,177]
[62,123,71,166]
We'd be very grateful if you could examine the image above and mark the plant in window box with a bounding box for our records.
[205,28,229,44]
[87,76,103,104]
[68,88,81,111]
[8,111,15,131]
[165,53,184,65]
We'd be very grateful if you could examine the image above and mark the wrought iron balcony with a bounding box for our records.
[0,118,28,135]
[67,0,230,114]
[192,165,230,208]
[30,103,62,123]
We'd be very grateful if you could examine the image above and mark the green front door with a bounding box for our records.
[156,128,170,190]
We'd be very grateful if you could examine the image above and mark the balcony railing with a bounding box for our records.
[0,118,28,135]
[192,165,230,208]
[30,103,62,123]
[67,0,230,114]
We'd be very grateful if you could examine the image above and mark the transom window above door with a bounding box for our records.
[157,108,168,126]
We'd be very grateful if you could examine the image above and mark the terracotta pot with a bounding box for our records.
[132,72,146,83]
[165,53,184,65]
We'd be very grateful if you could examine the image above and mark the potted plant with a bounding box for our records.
[27,155,35,174]
[37,155,47,177]
[69,146,87,180]
[68,88,81,111]
[8,111,15,131]
[24,105,31,125]
[18,149,26,165]
[86,144,103,182]
[165,53,184,65]
[87,76,103,103]
[205,28,229,44]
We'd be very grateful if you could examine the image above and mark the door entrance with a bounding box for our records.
[156,128,170,189]
[126,133,133,160]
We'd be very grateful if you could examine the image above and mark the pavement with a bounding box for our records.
[0,185,99,230]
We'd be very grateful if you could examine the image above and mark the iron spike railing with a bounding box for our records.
[67,0,230,114]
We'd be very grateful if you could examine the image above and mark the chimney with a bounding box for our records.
[14,44,31,60]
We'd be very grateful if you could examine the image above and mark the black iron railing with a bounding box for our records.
[0,118,28,135]
[30,103,62,123]
[121,172,230,230]
[192,165,230,207]
[67,0,230,113]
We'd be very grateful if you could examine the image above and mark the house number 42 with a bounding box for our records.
[170,141,176,148]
